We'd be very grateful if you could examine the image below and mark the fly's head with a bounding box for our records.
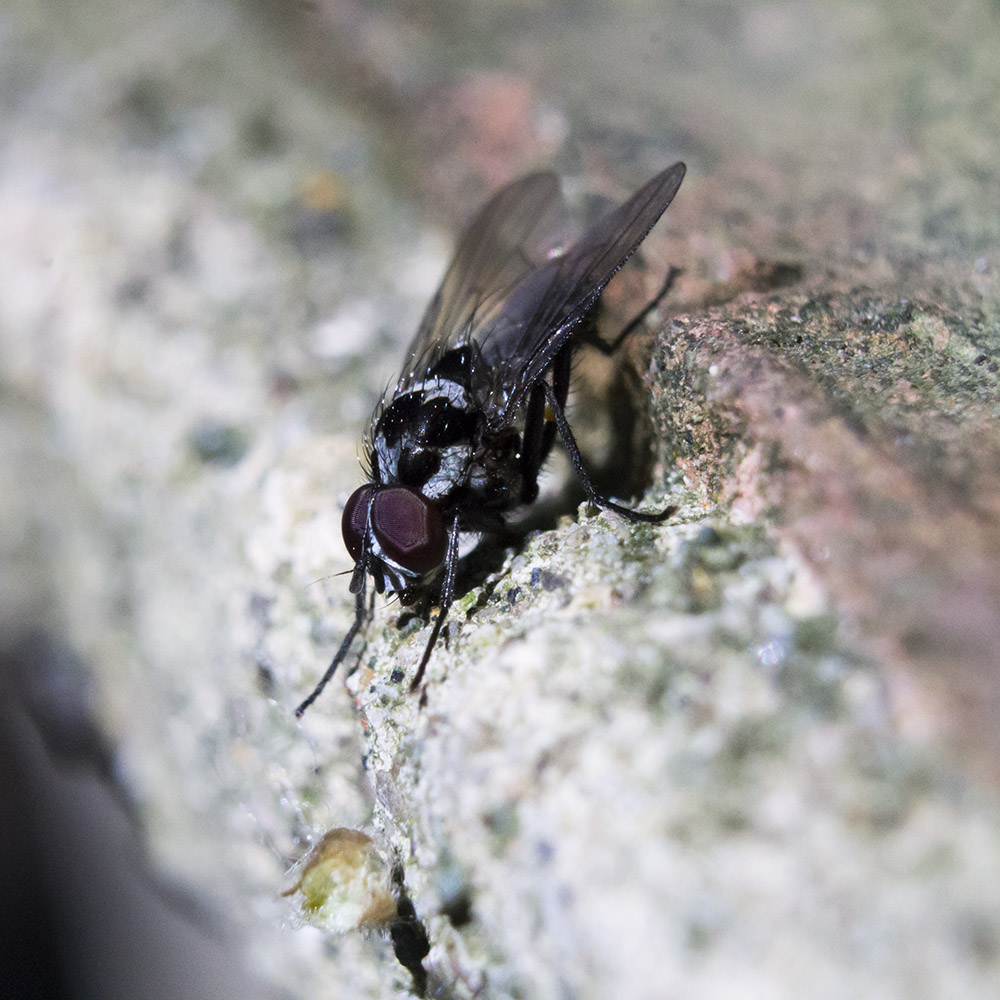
[342,484,448,597]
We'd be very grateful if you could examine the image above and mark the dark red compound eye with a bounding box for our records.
[370,487,447,576]
[342,485,375,562]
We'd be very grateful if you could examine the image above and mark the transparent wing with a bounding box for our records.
[392,172,567,394]
[384,162,686,431]
[481,161,687,423]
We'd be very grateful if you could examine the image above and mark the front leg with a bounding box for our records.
[410,511,462,692]
[295,585,370,717]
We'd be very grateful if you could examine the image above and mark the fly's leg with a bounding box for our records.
[586,265,681,355]
[543,380,675,523]
[519,346,570,503]
[519,382,550,504]
[295,586,370,717]
[410,512,461,693]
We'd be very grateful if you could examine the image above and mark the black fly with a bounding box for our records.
[296,162,686,715]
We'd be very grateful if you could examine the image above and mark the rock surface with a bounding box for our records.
[2,1,999,998]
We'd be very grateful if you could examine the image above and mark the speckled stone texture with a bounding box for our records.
[2,1,999,998]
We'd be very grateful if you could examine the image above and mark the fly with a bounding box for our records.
[296,161,687,715]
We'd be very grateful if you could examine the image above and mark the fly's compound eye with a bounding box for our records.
[342,485,376,562]
[370,487,447,576]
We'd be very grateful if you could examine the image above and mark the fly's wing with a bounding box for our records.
[391,172,568,395]
[480,161,687,424]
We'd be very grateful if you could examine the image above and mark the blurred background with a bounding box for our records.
[1,1,999,998]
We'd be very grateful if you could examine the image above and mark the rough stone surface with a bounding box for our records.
[2,1,1000,998]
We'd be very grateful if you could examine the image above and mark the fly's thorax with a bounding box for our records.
[372,376,480,501]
